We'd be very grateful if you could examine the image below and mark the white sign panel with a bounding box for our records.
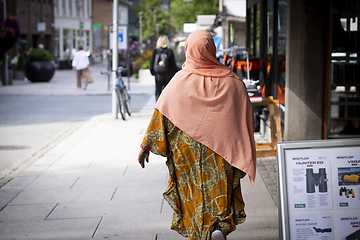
[109,25,128,50]
[37,22,46,32]
[277,139,360,240]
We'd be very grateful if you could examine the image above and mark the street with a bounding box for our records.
[0,64,153,186]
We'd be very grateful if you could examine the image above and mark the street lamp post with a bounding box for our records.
[112,0,119,119]
[156,24,159,39]
[153,14,159,39]
[138,11,143,52]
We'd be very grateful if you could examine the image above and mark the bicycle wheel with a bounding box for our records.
[116,87,126,120]
[123,89,131,116]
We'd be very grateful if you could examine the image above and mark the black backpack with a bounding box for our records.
[154,49,169,73]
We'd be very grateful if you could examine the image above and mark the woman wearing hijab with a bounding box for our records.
[138,30,256,240]
[150,35,178,101]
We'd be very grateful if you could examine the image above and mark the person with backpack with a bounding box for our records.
[150,35,178,101]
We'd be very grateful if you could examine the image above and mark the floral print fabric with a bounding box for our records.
[141,109,247,240]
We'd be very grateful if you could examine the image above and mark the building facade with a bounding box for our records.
[0,0,55,55]
[92,0,131,63]
[54,0,93,66]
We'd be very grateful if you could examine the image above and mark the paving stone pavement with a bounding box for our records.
[0,64,279,239]
[257,157,278,206]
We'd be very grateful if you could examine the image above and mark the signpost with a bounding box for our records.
[111,0,118,119]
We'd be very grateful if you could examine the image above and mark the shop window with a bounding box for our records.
[278,0,287,55]
[54,29,60,59]
[328,0,360,138]
[249,4,261,57]
[86,30,90,51]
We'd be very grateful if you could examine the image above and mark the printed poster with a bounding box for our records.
[291,215,334,240]
[286,153,333,210]
[334,154,360,209]
[338,214,360,240]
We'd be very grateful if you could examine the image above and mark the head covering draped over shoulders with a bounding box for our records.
[155,30,257,185]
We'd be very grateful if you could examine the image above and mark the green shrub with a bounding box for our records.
[140,59,150,69]
[26,49,54,61]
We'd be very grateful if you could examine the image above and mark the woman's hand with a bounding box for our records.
[138,148,150,168]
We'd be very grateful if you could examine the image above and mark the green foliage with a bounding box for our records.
[26,49,54,61]
[140,59,150,69]
[136,0,170,42]
[16,52,26,70]
[170,0,219,30]
[135,0,219,42]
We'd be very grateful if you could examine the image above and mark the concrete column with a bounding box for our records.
[284,0,327,141]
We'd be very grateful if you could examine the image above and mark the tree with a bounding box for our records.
[170,0,219,31]
[136,0,171,42]
[135,0,219,42]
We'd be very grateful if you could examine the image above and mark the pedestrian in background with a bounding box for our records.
[138,30,256,240]
[72,44,90,89]
[150,35,177,101]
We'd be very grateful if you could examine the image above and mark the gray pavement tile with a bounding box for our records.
[46,202,111,220]
[8,189,83,205]
[0,175,39,211]
[0,217,102,239]
[47,200,164,221]
[0,203,55,221]
[45,159,96,173]
[93,212,174,240]
[111,183,165,205]
[228,227,279,240]
[68,174,124,189]
[73,186,118,203]
[156,232,187,240]
[24,173,81,191]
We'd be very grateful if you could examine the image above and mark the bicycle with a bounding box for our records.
[101,67,131,120]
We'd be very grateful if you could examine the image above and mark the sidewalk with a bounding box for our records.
[0,64,278,239]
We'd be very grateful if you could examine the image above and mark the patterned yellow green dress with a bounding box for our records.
[141,109,246,240]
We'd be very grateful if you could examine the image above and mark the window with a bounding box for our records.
[278,0,287,55]
[54,29,60,59]
[55,0,59,14]
[69,0,72,16]
[86,30,90,51]
[87,0,91,18]
[82,0,85,18]
[62,0,66,15]
[249,4,261,57]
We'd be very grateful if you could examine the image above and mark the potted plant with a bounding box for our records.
[24,49,56,82]
[14,52,26,80]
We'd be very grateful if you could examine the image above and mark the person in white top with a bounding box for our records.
[72,44,90,89]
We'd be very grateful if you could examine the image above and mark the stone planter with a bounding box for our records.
[14,70,25,80]
[24,61,56,82]
[138,69,155,86]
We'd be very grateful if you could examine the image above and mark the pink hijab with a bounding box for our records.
[155,30,256,185]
